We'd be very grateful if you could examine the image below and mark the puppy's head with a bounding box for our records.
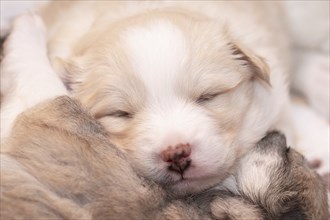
[57,10,283,194]
[236,131,328,219]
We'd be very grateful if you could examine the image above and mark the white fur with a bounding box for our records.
[117,15,290,193]
[236,153,280,198]
[0,4,290,195]
[123,21,187,105]
[0,14,67,142]
[123,22,236,192]
[2,2,328,194]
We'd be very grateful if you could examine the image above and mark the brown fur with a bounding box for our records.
[0,96,204,219]
[36,3,288,189]
[233,132,329,220]
[1,97,328,219]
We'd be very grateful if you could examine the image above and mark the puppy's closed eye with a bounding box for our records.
[197,93,221,103]
[109,110,133,118]
[96,110,133,119]
[196,92,223,104]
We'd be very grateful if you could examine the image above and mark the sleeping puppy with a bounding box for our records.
[2,100,327,219]
[0,14,216,219]
[1,14,328,219]
[0,19,204,216]
[0,96,204,219]
[37,1,291,194]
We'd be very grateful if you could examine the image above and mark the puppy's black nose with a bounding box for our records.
[160,143,192,175]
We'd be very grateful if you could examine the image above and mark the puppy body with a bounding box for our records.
[1,154,92,219]
[0,18,207,219]
[0,96,203,219]
[1,13,328,220]
[37,1,292,194]
[2,101,327,219]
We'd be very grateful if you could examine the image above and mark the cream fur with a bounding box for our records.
[0,12,328,219]
[34,1,293,193]
[1,2,292,194]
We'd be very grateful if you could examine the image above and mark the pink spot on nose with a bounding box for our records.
[160,143,191,175]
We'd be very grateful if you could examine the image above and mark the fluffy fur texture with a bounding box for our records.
[0,14,67,141]
[0,14,328,219]
[36,1,292,194]
[1,98,327,219]
[231,132,328,219]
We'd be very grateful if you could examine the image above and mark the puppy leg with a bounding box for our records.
[0,14,67,141]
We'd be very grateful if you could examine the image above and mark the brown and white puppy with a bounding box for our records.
[0,96,204,219]
[34,1,292,195]
[0,15,214,219]
[1,16,328,219]
[2,100,327,219]
[221,131,329,220]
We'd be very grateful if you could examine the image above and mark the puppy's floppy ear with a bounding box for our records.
[52,57,85,90]
[228,41,271,86]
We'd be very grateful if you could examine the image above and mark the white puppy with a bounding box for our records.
[2,2,291,194]
[39,2,292,194]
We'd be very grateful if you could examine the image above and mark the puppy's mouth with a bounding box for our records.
[167,159,192,180]
[155,157,238,194]
[159,171,224,195]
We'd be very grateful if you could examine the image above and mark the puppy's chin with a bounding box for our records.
[126,137,240,195]
[161,175,225,196]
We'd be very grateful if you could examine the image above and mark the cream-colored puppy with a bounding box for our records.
[0,15,203,219]
[35,1,292,194]
[1,2,292,195]
[1,16,327,219]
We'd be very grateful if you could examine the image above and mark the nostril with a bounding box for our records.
[160,149,172,163]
